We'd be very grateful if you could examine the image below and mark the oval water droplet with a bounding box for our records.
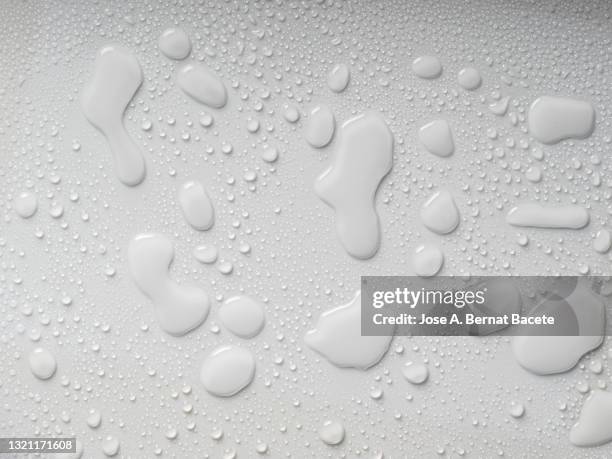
[305,105,335,148]
[219,296,265,338]
[158,28,191,60]
[177,63,227,108]
[29,347,57,380]
[200,346,255,397]
[178,180,214,231]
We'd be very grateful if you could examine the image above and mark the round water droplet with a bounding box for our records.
[219,296,265,338]
[29,347,57,380]
[86,409,102,428]
[14,191,38,218]
[158,28,191,60]
[262,147,279,163]
[457,67,482,90]
[200,346,255,397]
[284,106,300,123]
[319,420,345,445]
[102,436,120,457]
[509,402,525,418]
[402,362,429,384]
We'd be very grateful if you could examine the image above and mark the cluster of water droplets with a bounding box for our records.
[2,0,612,457]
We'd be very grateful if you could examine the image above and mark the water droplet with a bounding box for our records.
[570,390,612,446]
[86,409,102,428]
[528,96,595,144]
[457,67,482,90]
[178,180,215,231]
[102,436,120,457]
[512,280,604,375]
[489,96,510,116]
[506,203,589,229]
[81,45,146,186]
[283,106,300,123]
[177,63,227,108]
[412,243,444,277]
[128,233,210,335]
[418,119,454,158]
[305,105,335,148]
[262,147,279,163]
[200,346,255,397]
[525,166,542,183]
[193,244,218,264]
[412,55,442,79]
[158,28,191,60]
[509,402,525,418]
[305,291,392,369]
[219,296,265,338]
[593,229,611,254]
[319,420,345,445]
[420,189,460,234]
[14,191,38,218]
[402,362,429,384]
[315,112,393,259]
[29,347,57,380]
[327,63,350,92]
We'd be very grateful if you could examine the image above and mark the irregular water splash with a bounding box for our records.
[81,45,146,186]
[528,96,595,144]
[506,203,589,229]
[314,112,393,259]
[128,233,210,336]
[489,96,510,116]
[305,291,393,370]
[570,390,612,447]
[512,280,604,375]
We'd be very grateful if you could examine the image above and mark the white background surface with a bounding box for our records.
[1,0,611,457]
